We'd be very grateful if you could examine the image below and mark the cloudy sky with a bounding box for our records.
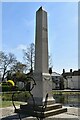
[1,2,78,73]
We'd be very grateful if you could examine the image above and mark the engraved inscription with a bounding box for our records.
[42,27,47,31]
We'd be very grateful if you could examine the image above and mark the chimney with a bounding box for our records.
[70,69,72,73]
[78,69,80,72]
[63,69,65,74]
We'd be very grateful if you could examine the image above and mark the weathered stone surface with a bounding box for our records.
[32,7,55,106]
[35,6,48,74]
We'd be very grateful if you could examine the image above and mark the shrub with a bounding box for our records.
[2,91,30,102]
[1,82,19,92]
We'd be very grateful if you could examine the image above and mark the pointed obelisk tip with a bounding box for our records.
[38,6,43,11]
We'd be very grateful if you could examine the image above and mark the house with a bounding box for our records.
[51,72,61,90]
[62,69,80,90]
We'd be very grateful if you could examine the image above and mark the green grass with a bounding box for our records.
[0,100,26,108]
[2,91,30,101]
[52,91,80,95]
[0,91,80,108]
[0,91,30,108]
[0,101,13,108]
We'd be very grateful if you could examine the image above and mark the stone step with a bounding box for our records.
[43,108,67,118]
[44,104,62,111]
[15,107,67,118]
[20,103,62,112]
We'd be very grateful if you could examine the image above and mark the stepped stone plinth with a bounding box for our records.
[15,103,67,119]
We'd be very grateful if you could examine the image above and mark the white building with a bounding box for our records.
[62,69,80,90]
[51,72,61,90]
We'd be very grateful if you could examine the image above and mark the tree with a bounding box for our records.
[11,72,28,83]
[23,43,53,73]
[7,62,27,81]
[23,43,35,72]
[48,54,53,69]
[0,51,17,81]
[11,62,27,73]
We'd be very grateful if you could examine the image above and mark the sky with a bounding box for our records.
[1,2,78,73]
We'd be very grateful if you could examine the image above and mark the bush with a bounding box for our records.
[2,85,11,92]
[2,92,12,101]
[2,91,30,102]
[13,91,30,101]
[1,82,19,92]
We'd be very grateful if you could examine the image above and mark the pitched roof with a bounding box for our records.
[62,70,80,76]
[52,72,61,76]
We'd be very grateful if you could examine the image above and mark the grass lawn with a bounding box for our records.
[0,101,13,108]
[0,91,80,108]
[0,100,26,108]
[52,91,80,95]
[0,91,30,108]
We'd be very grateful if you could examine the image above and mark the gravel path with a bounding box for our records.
[0,106,80,120]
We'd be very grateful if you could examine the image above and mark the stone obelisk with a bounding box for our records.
[35,6,48,74]
[15,7,67,120]
[31,7,55,106]
[15,7,67,118]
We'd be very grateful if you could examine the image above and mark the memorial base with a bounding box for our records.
[15,102,67,119]
[28,72,55,106]
[15,73,67,119]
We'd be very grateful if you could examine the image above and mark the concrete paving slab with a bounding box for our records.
[0,106,80,120]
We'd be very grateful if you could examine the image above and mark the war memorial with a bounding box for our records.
[11,6,67,120]
[1,6,79,120]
